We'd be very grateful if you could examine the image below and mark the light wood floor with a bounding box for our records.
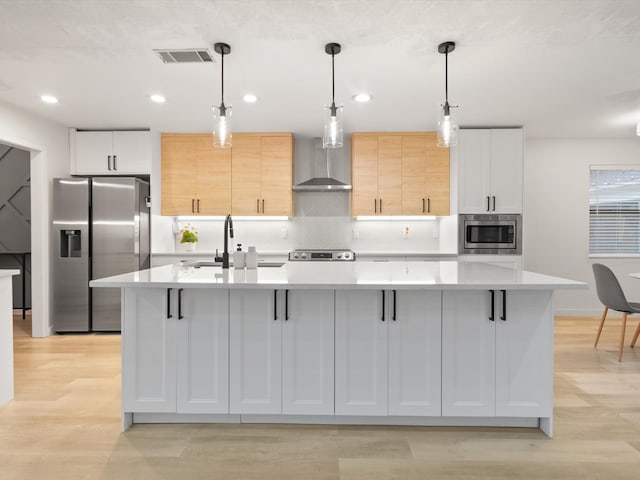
[1,313,640,479]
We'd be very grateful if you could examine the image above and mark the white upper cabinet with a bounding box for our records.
[71,130,151,175]
[458,128,523,213]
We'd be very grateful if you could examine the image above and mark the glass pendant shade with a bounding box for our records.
[437,103,458,148]
[323,104,344,148]
[212,105,232,148]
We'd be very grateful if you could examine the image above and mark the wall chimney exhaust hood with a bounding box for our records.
[293,138,352,192]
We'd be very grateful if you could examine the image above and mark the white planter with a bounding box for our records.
[182,242,197,252]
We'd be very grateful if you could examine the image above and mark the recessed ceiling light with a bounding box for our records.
[150,94,166,103]
[41,95,58,104]
[243,93,258,103]
[352,93,372,103]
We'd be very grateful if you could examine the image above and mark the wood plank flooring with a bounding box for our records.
[1,312,640,479]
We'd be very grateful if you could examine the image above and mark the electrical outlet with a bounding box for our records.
[403,226,410,239]
[281,227,288,239]
[352,228,360,240]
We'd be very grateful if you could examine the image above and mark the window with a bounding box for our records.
[590,168,640,255]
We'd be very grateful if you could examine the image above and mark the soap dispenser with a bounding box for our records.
[233,244,245,269]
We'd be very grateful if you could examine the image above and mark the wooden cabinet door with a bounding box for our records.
[458,129,492,213]
[122,288,177,413]
[229,289,282,414]
[388,290,442,416]
[495,290,552,417]
[490,129,523,213]
[176,289,229,414]
[112,131,151,174]
[196,135,232,215]
[442,290,495,417]
[401,135,428,215]
[161,134,197,215]
[74,131,113,174]
[282,290,334,415]
[377,136,403,215]
[351,134,379,216]
[261,135,293,216]
[335,290,388,415]
[425,133,450,216]
[231,134,262,215]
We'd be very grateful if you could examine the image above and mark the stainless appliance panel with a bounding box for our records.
[458,214,522,255]
[288,249,355,261]
[52,178,90,332]
[91,178,147,331]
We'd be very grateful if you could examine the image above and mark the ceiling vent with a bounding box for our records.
[154,49,214,64]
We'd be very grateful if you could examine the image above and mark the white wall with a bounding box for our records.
[0,101,69,336]
[524,138,640,316]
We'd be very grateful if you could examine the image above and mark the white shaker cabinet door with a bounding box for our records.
[229,289,282,414]
[388,290,442,416]
[282,290,335,415]
[489,129,523,214]
[122,288,177,413]
[495,290,552,417]
[457,129,492,213]
[442,290,496,416]
[74,131,114,174]
[335,290,388,416]
[176,289,229,414]
[111,131,152,174]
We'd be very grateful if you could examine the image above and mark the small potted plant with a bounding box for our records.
[179,223,199,252]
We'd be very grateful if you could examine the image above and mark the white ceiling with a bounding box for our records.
[1,0,639,139]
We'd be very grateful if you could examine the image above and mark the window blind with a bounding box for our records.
[590,169,640,254]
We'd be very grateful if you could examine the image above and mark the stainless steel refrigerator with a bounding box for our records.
[52,177,150,332]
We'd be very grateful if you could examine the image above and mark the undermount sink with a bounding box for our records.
[184,260,285,268]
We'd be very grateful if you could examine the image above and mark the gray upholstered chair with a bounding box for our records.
[592,263,640,362]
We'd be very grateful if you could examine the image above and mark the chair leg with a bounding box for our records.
[631,319,640,348]
[594,306,608,347]
[618,312,627,362]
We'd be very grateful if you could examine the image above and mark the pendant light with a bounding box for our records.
[323,42,343,149]
[212,42,232,148]
[437,41,458,148]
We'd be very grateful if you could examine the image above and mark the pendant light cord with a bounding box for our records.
[444,50,448,103]
[221,51,225,106]
[331,50,336,106]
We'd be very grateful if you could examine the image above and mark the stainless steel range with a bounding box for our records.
[288,249,356,261]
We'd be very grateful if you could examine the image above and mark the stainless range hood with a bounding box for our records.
[293,138,352,192]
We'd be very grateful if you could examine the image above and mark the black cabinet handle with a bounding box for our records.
[489,290,495,321]
[427,198,431,213]
[257,199,260,213]
[167,288,173,319]
[192,199,195,213]
[374,199,377,214]
[486,196,490,211]
[500,290,506,321]
[379,198,383,213]
[422,198,425,213]
[262,199,265,214]
[492,196,496,211]
[381,290,385,321]
[392,290,397,321]
[178,288,184,319]
[274,290,278,320]
[113,154,117,171]
[107,155,112,171]
[285,289,289,320]
[197,199,200,213]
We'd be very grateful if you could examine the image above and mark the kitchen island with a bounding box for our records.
[91,260,586,437]
[1,269,20,405]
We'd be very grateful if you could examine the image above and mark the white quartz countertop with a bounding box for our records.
[0,270,20,278]
[90,261,586,290]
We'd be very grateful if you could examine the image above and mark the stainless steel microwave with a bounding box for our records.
[459,214,522,255]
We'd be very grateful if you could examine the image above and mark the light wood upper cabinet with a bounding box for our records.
[352,132,450,217]
[161,132,292,216]
[161,134,231,216]
[231,133,293,216]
